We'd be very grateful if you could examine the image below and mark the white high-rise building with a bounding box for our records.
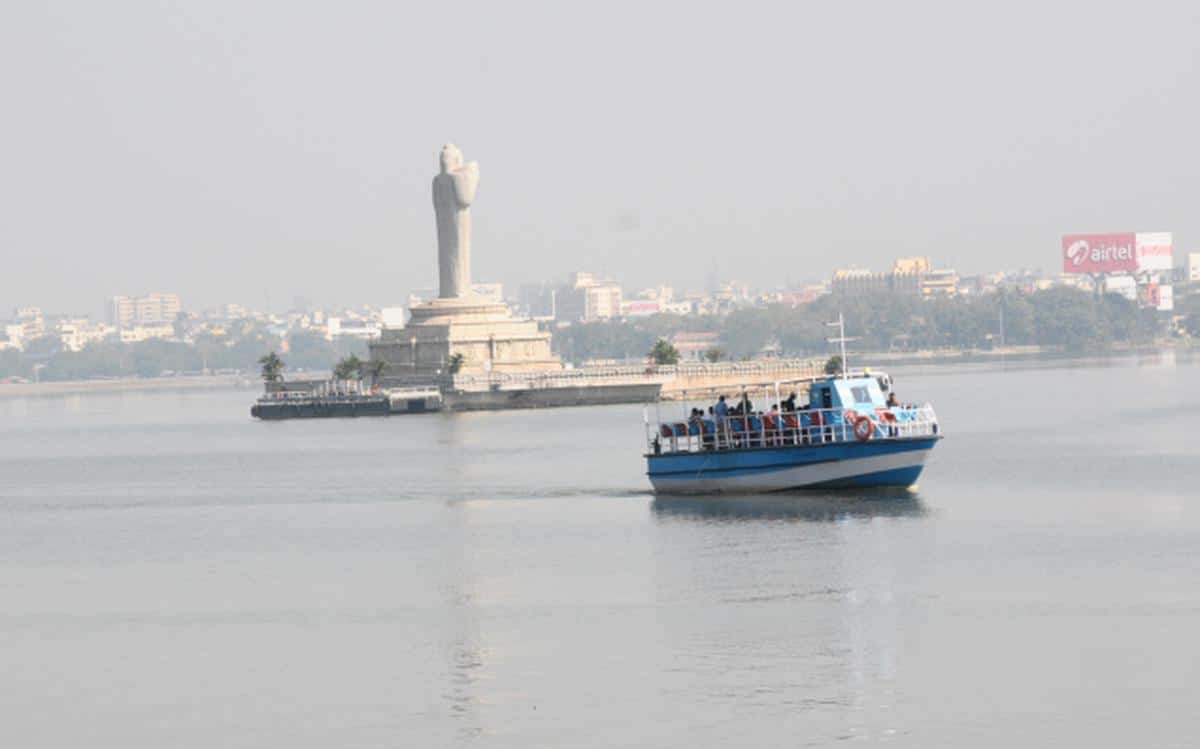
[109,293,181,328]
[1187,252,1200,282]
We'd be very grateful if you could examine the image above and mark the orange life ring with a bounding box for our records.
[853,415,874,441]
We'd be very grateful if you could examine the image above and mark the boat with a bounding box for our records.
[250,390,391,419]
[643,369,941,493]
[250,381,442,420]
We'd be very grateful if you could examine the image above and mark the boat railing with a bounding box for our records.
[645,404,940,455]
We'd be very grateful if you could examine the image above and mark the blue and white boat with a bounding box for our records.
[644,369,941,494]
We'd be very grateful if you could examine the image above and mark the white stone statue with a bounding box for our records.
[432,143,480,299]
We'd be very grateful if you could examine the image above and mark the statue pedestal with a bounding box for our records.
[369,296,560,377]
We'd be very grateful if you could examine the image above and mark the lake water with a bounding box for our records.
[2,355,1198,747]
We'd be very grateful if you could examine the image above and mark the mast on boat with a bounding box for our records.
[825,312,858,381]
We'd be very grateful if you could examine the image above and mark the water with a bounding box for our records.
[2,356,1198,747]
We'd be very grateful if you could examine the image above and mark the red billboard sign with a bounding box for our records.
[1062,233,1137,274]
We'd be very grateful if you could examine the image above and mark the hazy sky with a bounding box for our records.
[3,1,1198,315]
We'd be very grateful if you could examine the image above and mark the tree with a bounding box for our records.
[703,347,725,363]
[446,352,465,374]
[1030,287,1102,350]
[333,354,364,381]
[258,351,285,383]
[366,358,387,385]
[824,355,843,375]
[649,338,680,365]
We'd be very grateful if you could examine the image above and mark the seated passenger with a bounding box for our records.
[886,391,899,408]
[748,412,764,447]
[688,409,702,436]
[765,406,781,445]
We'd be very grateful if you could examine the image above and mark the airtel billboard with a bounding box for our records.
[1063,231,1173,274]
[1135,232,1173,272]
[1062,233,1137,274]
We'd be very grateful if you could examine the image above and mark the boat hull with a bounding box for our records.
[646,437,939,494]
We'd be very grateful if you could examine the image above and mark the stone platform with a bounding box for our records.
[369,296,560,377]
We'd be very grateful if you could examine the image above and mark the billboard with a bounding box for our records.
[620,300,661,317]
[1135,232,1173,272]
[1063,233,1137,273]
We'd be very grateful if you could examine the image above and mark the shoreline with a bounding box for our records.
[2,343,1191,400]
[0,374,258,399]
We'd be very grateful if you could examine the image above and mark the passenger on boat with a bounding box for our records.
[714,396,729,447]
[886,391,899,408]
[781,391,797,413]
[766,405,782,446]
[748,411,764,447]
[703,407,717,449]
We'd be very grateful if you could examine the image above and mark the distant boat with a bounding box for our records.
[644,370,941,493]
[250,384,442,420]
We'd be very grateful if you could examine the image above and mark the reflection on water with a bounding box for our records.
[651,489,926,522]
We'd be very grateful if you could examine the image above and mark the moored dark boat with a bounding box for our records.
[251,393,391,420]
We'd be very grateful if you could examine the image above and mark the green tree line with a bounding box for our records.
[554,287,1175,363]
[0,328,366,382]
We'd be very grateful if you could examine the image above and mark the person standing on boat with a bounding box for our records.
[781,391,797,413]
[714,395,729,448]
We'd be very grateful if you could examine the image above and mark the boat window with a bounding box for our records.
[851,386,872,404]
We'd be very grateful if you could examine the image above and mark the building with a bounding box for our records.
[327,317,382,341]
[661,300,695,315]
[109,293,181,328]
[2,323,26,350]
[670,331,721,361]
[1187,252,1200,283]
[620,300,661,317]
[555,272,623,322]
[118,322,175,344]
[831,269,891,295]
[921,268,959,297]
[56,319,116,352]
[518,282,556,320]
[832,258,956,298]
[892,257,932,275]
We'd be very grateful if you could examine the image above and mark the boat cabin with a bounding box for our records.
[808,373,891,414]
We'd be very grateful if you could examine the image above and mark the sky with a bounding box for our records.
[2,1,1199,316]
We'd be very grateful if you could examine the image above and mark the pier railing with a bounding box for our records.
[646,404,940,455]
[444,358,825,394]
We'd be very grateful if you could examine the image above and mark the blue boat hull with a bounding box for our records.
[646,436,939,494]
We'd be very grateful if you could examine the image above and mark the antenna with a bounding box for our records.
[825,312,858,380]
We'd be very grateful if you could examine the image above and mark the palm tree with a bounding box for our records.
[258,352,284,383]
[366,358,387,386]
[649,338,680,366]
[333,354,364,381]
